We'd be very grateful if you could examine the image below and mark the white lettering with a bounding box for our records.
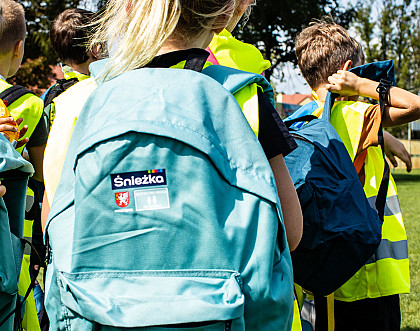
[114,176,124,187]
[156,176,164,183]
[149,174,156,184]
[135,177,142,185]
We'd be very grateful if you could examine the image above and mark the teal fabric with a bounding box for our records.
[349,60,395,85]
[0,134,33,330]
[45,61,294,330]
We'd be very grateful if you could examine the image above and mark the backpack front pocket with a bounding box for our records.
[56,269,244,328]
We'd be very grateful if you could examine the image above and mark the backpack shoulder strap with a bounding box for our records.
[0,85,34,106]
[44,78,79,108]
[202,65,274,104]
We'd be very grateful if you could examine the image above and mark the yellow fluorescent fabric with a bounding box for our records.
[209,29,271,74]
[43,78,98,205]
[0,80,44,154]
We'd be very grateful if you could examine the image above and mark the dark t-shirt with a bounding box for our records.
[26,111,48,148]
[146,49,297,160]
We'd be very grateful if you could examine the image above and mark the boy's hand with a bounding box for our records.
[0,116,19,134]
[15,118,29,149]
[326,59,362,97]
[0,181,5,198]
[383,131,412,172]
[0,117,29,149]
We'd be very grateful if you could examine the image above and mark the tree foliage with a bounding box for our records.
[351,0,420,138]
[233,0,354,82]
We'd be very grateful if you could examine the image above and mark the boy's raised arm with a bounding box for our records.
[326,60,420,127]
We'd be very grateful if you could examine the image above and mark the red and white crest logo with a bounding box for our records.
[115,191,129,207]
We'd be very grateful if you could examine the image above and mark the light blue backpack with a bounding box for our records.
[44,60,294,330]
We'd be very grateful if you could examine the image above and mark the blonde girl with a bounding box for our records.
[44,1,299,330]
[92,0,302,251]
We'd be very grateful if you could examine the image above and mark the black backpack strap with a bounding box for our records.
[375,78,392,221]
[0,85,33,106]
[44,78,79,108]
[183,51,209,72]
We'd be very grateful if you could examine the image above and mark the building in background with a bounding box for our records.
[276,93,313,118]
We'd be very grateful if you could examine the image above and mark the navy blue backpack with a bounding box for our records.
[284,92,384,297]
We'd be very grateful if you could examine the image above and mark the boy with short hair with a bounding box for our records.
[50,8,97,75]
[0,0,46,181]
[294,20,420,330]
[43,8,99,127]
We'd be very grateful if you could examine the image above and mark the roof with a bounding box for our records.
[279,93,313,105]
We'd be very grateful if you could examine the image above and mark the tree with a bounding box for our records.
[352,0,378,63]
[233,0,354,82]
[350,0,420,138]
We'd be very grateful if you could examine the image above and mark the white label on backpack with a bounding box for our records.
[111,169,166,190]
[134,188,170,212]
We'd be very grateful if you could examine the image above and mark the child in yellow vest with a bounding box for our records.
[295,20,420,330]
[0,1,48,330]
[44,8,100,128]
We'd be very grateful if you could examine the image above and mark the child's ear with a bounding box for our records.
[90,44,102,60]
[13,40,24,59]
[237,0,256,13]
[342,60,352,71]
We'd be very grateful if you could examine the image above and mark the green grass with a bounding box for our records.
[392,169,420,330]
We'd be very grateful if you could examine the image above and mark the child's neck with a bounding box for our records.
[0,54,13,80]
[158,30,215,56]
[68,62,91,76]
[314,86,328,102]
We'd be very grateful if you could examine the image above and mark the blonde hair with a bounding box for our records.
[0,0,26,55]
[295,20,365,90]
[91,0,235,80]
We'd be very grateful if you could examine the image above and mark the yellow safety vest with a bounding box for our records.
[0,80,44,154]
[310,93,410,301]
[209,29,272,138]
[61,65,90,82]
[209,29,271,75]
[48,67,90,126]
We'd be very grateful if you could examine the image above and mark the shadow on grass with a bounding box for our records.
[392,173,420,183]
[401,328,420,331]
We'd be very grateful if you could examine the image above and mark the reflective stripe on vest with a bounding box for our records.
[367,194,401,217]
[365,238,408,264]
